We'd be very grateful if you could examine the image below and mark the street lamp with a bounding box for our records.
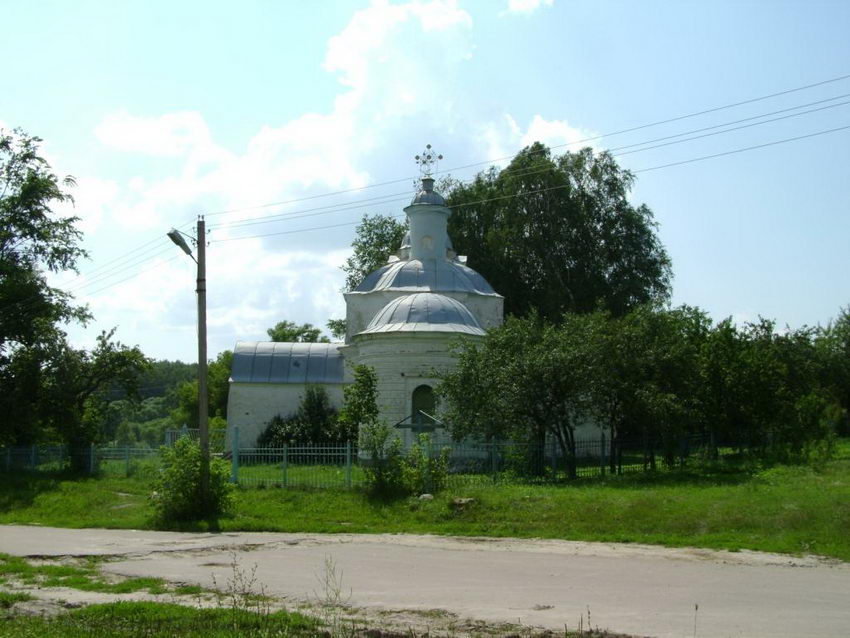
[167,217,209,509]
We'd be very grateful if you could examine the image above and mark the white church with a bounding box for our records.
[226,162,503,448]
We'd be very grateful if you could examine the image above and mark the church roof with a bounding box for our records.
[352,258,499,296]
[409,177,447,206]
[358,292,485,336]
[230,341,344,384]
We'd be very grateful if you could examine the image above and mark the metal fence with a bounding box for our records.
[164,427,227,453]
[0,444,159,477]
[223,428,724,489]
[0,430,735,490]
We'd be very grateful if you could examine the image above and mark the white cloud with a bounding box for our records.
[505,0,554,14]
[521,114,594,150]
[474,113,597,169]
[94,111,222,159]
[67,0,598,360]
[56,176,120,235]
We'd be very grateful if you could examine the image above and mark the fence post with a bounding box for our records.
[345,441,352,489]
[282,443,288,487]
[424,436,433,493]
[30,445,37,471]
[5,448,9,472]
[600,431,606,477]
[490,442,497,484]
[124,446,131,477]
[89,443,96,475]
[550,441,557,482]
[230,426,239,484]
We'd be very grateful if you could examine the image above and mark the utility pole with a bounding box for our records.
[167,218,211,512]
[196,216,209,507]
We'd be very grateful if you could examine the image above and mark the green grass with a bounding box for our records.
[0,554,167,594]
[0,591,34,609]
[0,601,319,638]
[1,443,849,561]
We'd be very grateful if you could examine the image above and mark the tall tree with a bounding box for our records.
[443,143,671,319]
[267,320,330,343]
[438,313,598,477]
[338,364,380,442]
[0,129,88,355]
[170,350,233,427]
[341,214,407,291]
[39,330,148,455]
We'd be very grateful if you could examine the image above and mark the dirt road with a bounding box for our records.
[2,525,848,637]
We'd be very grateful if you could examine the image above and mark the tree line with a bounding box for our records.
[2,127,846,469]
[439,306,849,476]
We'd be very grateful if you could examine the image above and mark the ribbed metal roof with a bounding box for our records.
[352,258,498,295]
[230,341,345,384]
[409,177,447,206]
[358,293,485,336]
[410,189,447,206]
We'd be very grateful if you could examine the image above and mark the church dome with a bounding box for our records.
[358,292,485,336]
[353,258,498,295]
[410,177,446,206]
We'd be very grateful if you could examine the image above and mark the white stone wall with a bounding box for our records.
[226,382,346,448]
[347,331,481,447]
[345,289,503,341]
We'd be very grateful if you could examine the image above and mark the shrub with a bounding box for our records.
[338,365,380,443]
[256,413,302,448]
[257,385,340,446]
[402,434,450,494]
[359,421,405,496]
[360,425,451,496]
[151,437,234,523]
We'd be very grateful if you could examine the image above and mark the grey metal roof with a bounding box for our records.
[410,189,447,206]
[230,341,345,384]
[409,177,447,206]
[358,293,485,336]
[352,258,498,295]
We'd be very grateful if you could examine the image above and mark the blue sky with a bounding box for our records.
[2,0,849,361]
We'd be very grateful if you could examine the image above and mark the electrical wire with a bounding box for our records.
[206,98,850,236]
[14,74,850,301]
[202,72,850,217]
[211,123,850,244]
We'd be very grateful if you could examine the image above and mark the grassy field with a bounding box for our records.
[1,442,848,561]
[0,602,320,638]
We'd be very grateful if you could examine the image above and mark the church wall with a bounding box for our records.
[349,332,480,447]
[226,382,346,448]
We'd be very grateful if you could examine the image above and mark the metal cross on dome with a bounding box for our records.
[414,144,442,178]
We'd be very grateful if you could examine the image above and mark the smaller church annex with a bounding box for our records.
[227,164,503,448]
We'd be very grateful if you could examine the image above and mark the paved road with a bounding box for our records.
[2,525,849,638]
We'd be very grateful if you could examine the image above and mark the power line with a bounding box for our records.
[211,123,850,244]
[614,99,850,157]
[79,254,183,298]
[52,74,850,292]
[206,98,850,237]
[55,218,196,289]
[203,72,850,217]
[632,123,850,173]
[607,93,850,153]
[25,74,850,300]
[34,121,850,300]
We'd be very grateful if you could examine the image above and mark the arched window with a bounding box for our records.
[411,385,436,424]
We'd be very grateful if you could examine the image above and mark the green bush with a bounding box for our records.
[360,425,450,496]
[402,434,450,494]
[151,437,234,523]
[359,421,405,496]
[257,385,340,446]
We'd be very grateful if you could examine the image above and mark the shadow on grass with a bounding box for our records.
[580,465,759,490]
[0,470,82,513]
